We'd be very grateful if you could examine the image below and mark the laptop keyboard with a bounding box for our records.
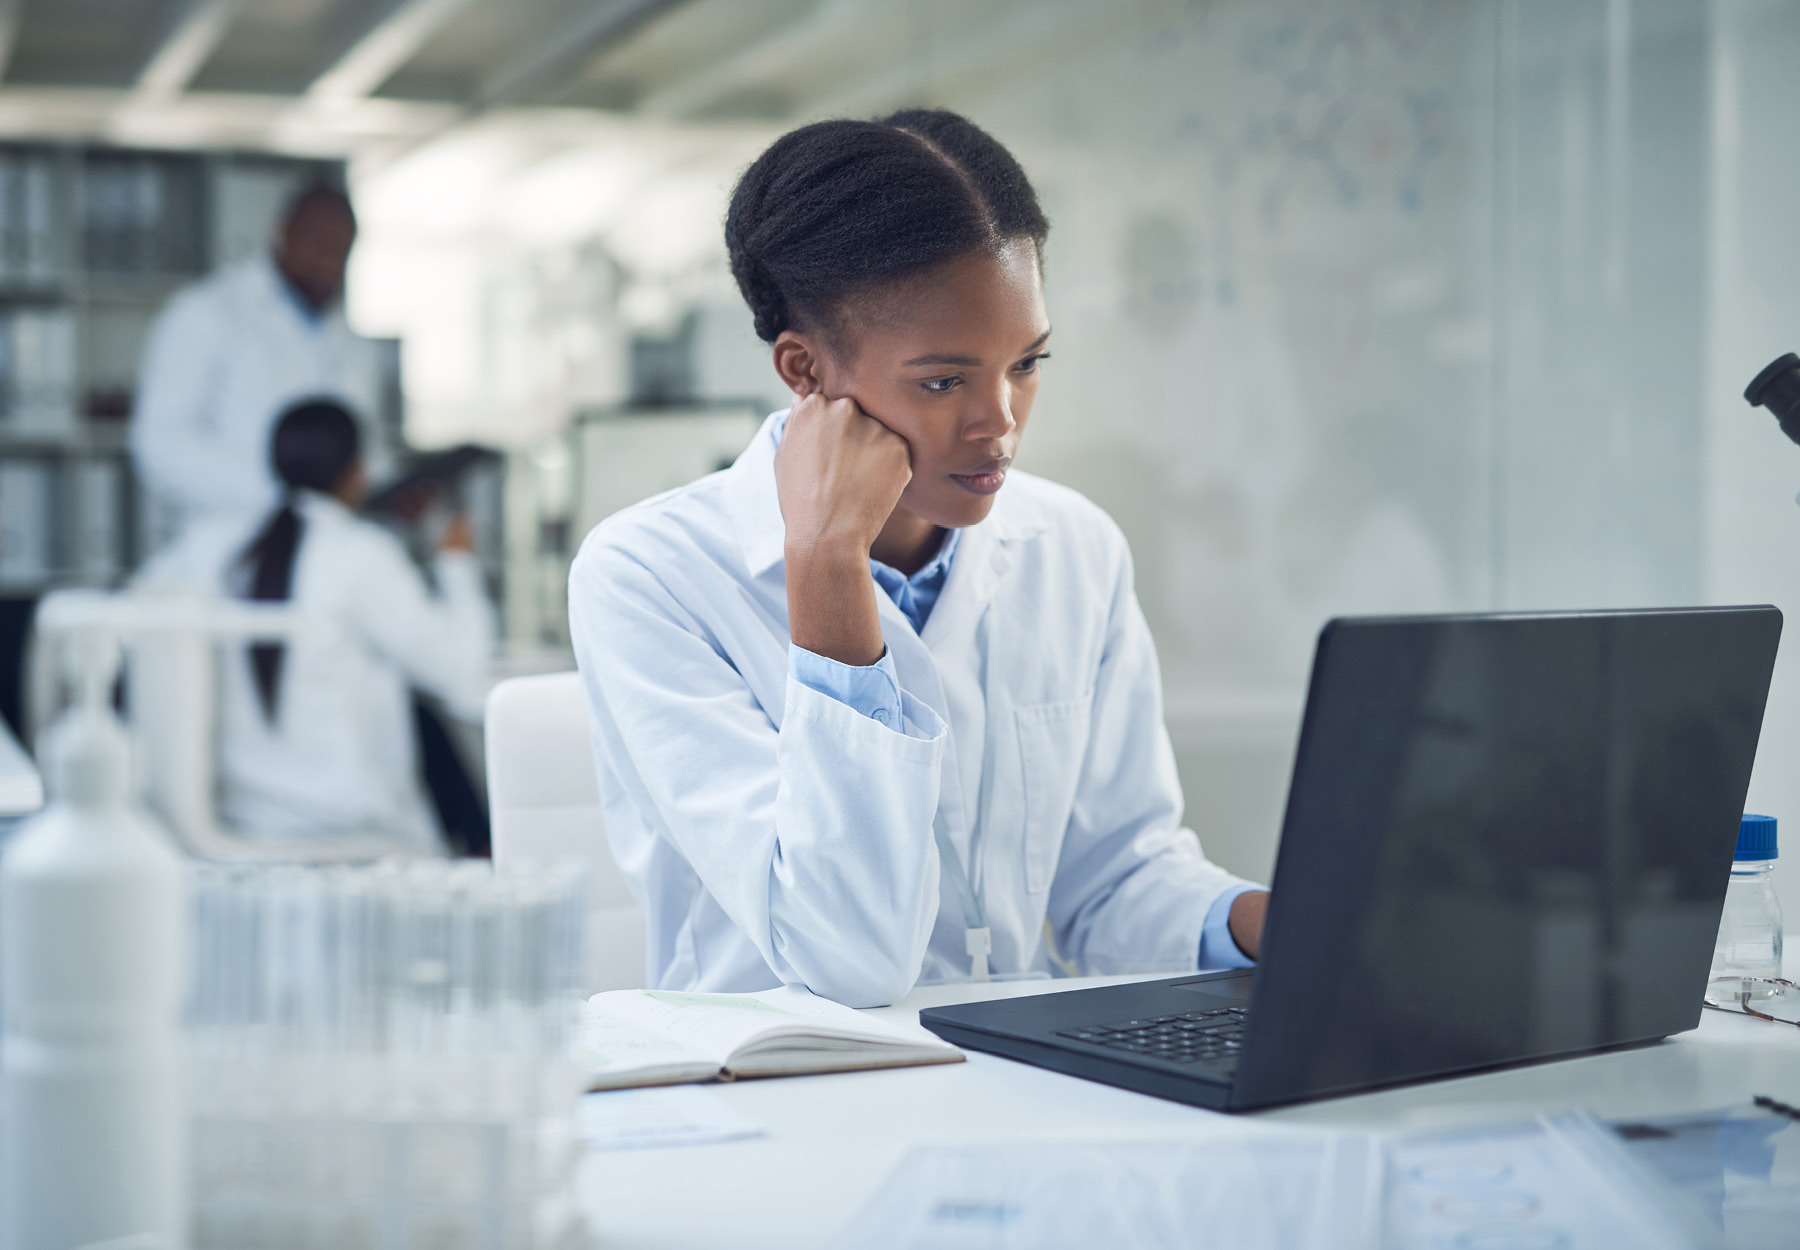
[1056,1005,1248,1068]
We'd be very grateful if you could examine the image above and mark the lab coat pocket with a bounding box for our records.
[1016,695,1093,894]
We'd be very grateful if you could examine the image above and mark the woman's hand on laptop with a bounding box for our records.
[1229,890,1271,960]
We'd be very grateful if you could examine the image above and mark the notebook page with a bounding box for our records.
[576,1002,720,1087]
[592,985,954,1067]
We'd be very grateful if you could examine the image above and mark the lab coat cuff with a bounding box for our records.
[788,643,905,731]
[1199,883,1259,970]
[783,671,945,757]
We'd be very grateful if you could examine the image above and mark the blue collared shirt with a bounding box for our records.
[277,270,327,329]
[786,527,960,731]
[872,526,960,634]
[776,416,1250,969]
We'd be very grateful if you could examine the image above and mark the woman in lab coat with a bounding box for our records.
[138,399,493,849]
[570,110,1269,1007]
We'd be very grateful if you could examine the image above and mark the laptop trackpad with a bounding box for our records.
[1167,970,1256,1002]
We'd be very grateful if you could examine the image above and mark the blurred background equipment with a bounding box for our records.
[184,859,588,1250]
[2,602,186,1250]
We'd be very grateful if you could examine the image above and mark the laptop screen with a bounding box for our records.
[1233,607,1781,1108]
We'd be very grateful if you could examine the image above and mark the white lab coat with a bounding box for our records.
[131,254,383,527]
[570,413,1254,1008]
[136,492,494,849]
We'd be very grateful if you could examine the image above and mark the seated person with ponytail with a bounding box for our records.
[138,399,494,850]
[570,109,1270,1008]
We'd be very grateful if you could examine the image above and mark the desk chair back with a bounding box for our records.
[485,671,646,991]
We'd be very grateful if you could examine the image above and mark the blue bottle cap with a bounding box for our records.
[1736,814,1778,861]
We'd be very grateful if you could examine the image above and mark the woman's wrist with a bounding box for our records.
[783,526,870,568]
[1227,890,1270,960]
[786,544,884,667]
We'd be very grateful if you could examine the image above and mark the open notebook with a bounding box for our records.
[578,986,964,1090]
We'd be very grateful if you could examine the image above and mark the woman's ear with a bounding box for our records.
[771,331,824,398]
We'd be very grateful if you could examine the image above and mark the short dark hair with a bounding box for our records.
[281,182,355,233]
[724,109,1049,344]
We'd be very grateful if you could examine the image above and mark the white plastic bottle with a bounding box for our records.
[1,628,187,1250]
[1709,813,1784,998]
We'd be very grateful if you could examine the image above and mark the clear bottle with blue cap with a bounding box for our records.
[1709,813,1784,998]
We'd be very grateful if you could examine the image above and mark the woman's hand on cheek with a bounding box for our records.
[775,392,913,560]
[775,394,912,668]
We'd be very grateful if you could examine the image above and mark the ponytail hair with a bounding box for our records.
[239,399,361,722]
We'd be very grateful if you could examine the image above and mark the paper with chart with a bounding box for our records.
[579,1086,765,1152]
[1385,1113,1706,1250]
[842,1133,1380,1250]
[845,1109,1753,1249]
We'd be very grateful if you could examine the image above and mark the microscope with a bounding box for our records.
[1746,352,1800,441]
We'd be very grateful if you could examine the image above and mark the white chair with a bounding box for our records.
[485,671,647,991]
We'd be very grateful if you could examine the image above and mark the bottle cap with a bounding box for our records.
[1736,813,1778,861]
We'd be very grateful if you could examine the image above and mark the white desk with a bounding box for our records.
[576,965,1800,1249]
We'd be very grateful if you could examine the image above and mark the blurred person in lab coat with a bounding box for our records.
[130,184,384,533]
[137,399,493,850]
[570,111,1271,1008]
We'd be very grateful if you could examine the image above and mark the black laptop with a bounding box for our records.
[921,607,1782,1111]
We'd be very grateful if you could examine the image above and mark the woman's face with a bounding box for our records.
[812,240,1050,532]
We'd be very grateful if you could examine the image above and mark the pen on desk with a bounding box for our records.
[1753,1094,1800,1121]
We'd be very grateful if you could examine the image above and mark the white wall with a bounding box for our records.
[1705,0,1800,922]
[1498,0,1709,612]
